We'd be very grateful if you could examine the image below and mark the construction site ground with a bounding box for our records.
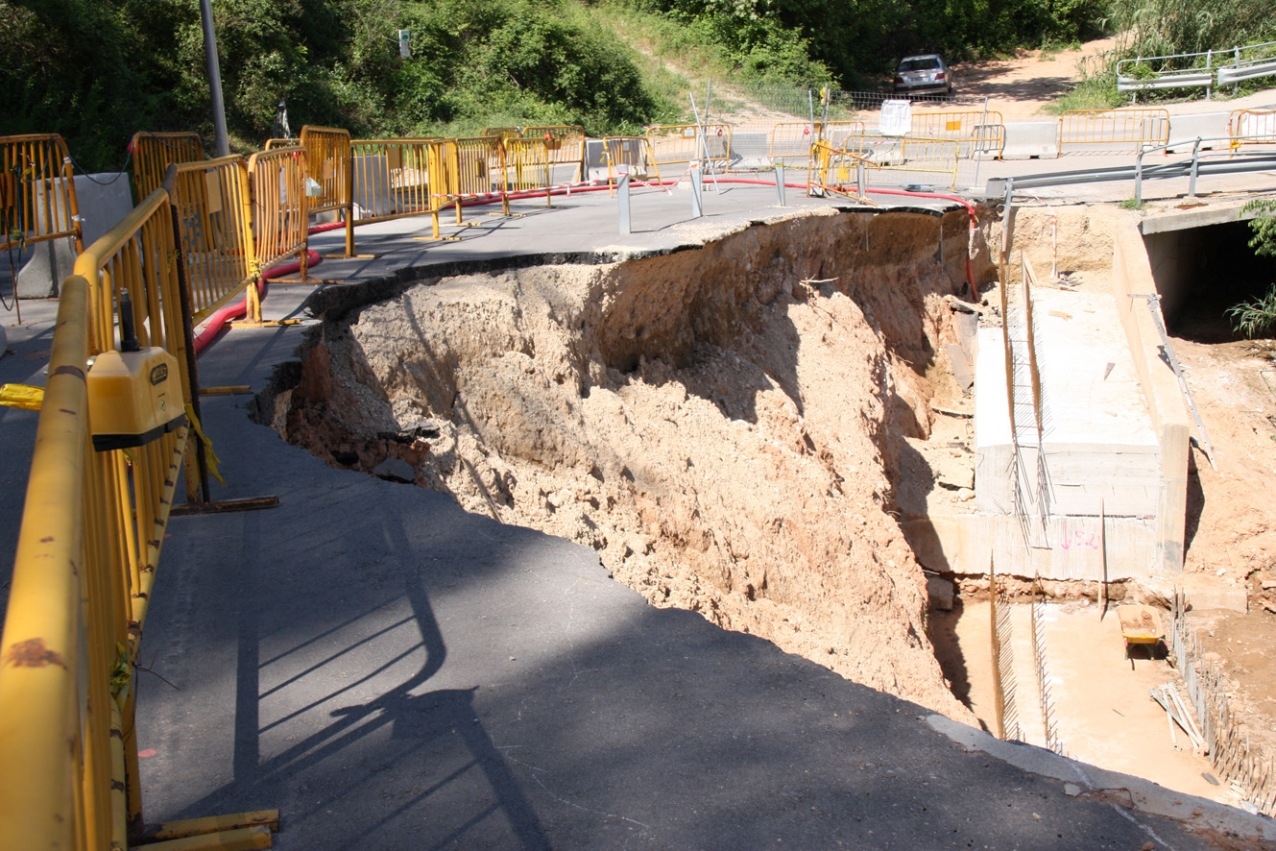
[2,38,1276,849]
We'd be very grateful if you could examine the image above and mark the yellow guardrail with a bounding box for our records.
[770,122,818,163]
[807,140,874,202]
[0,171,280,851]
[1228,108,1276,149]
[168,156,261,324]
[601,136,660,190]
[1058,108,1170,155]
[0,184,193,849]
[909,110,1005,158]
[645,123,733,173]
[298,125,356,256]
[350,139,436,225]
[0,133,84,256]
[503,137,552,201]
[131,131,206,201]
[768,121,866,165]
[246,146,310,280]
[421,137,509,238]
[522,125,586,186]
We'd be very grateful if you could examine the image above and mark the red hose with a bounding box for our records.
[192,249,322,354]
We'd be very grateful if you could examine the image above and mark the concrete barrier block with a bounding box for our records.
[1166,112,1231,153]
[1001,121,1058,160]
[18,173,132,298]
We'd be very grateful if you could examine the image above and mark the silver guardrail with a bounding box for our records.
[1117,40,1276,97]
[987,138,1276,204]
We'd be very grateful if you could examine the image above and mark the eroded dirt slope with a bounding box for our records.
[259,209,987,719]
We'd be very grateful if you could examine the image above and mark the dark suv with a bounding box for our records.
[892,54,954,98]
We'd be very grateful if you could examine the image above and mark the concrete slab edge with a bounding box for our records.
[927,714,1275,844]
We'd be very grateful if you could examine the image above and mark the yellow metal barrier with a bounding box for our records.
[246,146,310,281]
[168,156,260,324]
[0,133,84,256]
[909,110,1005,158]
[422,137,508,238]
[818,120,868,150]
[770,122,818,163]
[601,136,660,189]
[521,125,586,185]
[0,185,192,849]
[1228,109,1276,149]
[883,136,962,188]
[350,139,435,225]
[503,137,552,200]
[1058,108,1170,155]
[480,127,523,141]
[298,125,356,256]
[0,178,279,848]
[807,140,874,202]
[768,121,865,164]
[131,131,206,201]
[645,123,733,174]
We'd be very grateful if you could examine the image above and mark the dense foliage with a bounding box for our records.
[2,0,1274,173]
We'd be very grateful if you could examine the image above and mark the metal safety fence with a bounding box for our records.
[807,140,873,202]
[1058,108,1170,156]
[168,156,261,325]
[298,125,356,256]
[130,131,206,201]
[350,138,435,225]
[247,146,311,281]
[600,136,661,190]
[522,125,586,186]
[909,110,1005,158]
[502,137,551,196]
[769,121,867,166]
[0,172,286,847]
[1229,109,1276,149]
[0,133,84,257]
[645,123,733,174]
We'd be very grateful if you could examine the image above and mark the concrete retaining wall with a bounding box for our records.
[1112,223,1191,573]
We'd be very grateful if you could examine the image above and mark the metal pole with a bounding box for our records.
[1134,146,1145,205]
[617,166,631,235]
[199,0,230,157]
[690,162,703,218]
[1189,138,1202,198]
[775,164,786,206]
[972,96,990,191]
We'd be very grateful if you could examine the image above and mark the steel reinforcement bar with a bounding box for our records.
[1172,591,1276,816]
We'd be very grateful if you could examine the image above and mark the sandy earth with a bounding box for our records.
[261,210,987,723]
[259,37,1276,829]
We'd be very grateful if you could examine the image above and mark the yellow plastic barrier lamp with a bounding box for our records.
[87,290,186,451]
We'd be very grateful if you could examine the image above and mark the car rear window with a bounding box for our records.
[899,57,941,72]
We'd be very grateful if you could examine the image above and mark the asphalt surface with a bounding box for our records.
[3,164,1275,849]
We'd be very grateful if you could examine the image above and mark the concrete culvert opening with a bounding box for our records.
[1143,216,1276,344]
[257,208,1001,721]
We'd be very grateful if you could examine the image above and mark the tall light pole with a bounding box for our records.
[199,0,230,156]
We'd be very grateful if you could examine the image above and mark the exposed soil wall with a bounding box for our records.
[258,208,989,719]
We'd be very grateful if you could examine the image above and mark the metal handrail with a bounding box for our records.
[1117,39,1276,96]
[988,141,1276,203]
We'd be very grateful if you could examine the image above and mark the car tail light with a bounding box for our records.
[894,76,904,85]
[936,71,946,80]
